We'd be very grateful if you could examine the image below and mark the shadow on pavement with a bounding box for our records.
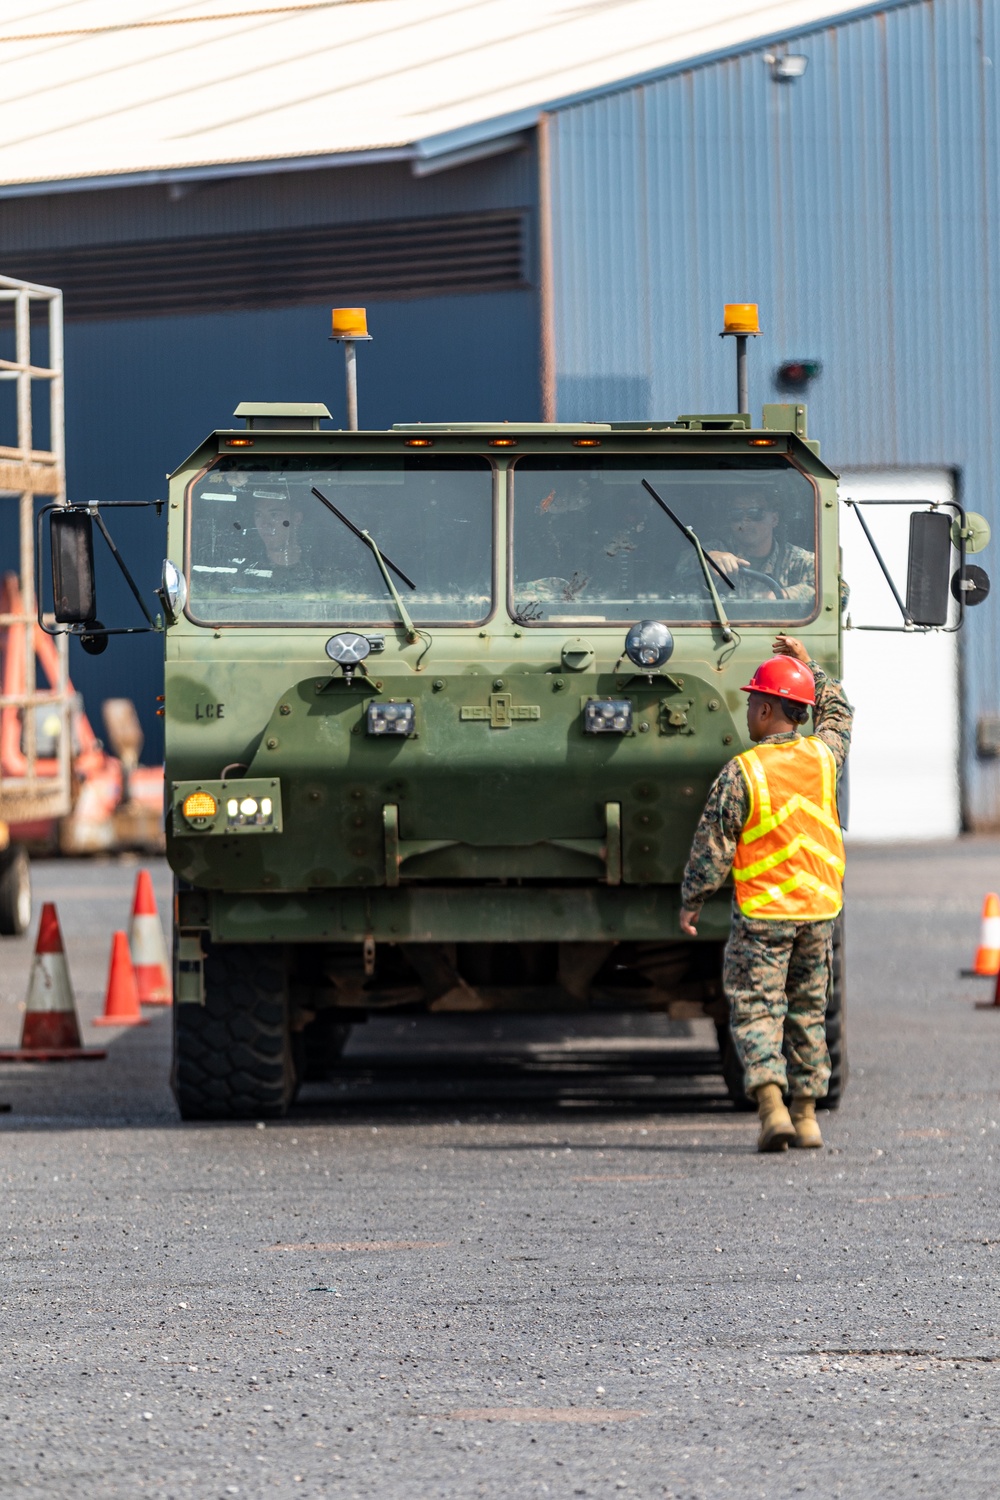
[0,1011,737,1128]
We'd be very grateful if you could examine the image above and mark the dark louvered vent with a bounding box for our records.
[5,211,527,320]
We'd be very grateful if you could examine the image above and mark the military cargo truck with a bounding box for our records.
[43,336,988,1119]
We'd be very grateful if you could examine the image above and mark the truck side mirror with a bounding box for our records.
[50,510,97,625]
[905,510,952,626]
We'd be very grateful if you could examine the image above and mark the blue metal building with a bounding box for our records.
[542,0,1000,827]
[2,0,999,823]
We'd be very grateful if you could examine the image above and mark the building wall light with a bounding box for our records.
[766,52,809,81]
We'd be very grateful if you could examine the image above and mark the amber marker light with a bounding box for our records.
[225,437,254,447]
[723,303,761,334]
[488,438,517,447]
[573,438,602,447]
[748,438,777,446]
[404,438,434,447]
[182,791,218,820]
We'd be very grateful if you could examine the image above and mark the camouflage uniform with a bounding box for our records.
[679,538,815,601]
[680,663,853,1098]
[744,539,814,602]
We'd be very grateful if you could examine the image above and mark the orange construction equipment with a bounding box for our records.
[961,892,1000,977]
[94,931,149,1028]
[0,903,106,1060]
[129,869,171,1006]
[3,571,165,858]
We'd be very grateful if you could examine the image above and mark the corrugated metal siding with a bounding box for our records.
[4,211,529,319]
[0,151,537,251]
[548,0,1000,825]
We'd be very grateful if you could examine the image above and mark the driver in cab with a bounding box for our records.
[229,485,324,595]
[705,493,814,601]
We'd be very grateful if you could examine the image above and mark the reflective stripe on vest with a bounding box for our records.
[732,736,845,920]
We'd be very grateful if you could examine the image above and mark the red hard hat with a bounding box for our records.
[740,656,816,706]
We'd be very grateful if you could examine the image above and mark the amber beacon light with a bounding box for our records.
[331,307,369,339]
[720,302,761,415]
[330,307,373,431]
[722,303,761,335]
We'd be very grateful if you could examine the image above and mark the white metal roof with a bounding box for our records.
[0,0,858,193]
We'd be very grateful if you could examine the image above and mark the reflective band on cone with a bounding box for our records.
[129,870,171,1006]
[94,931,149,1028]
[962,892,1000,977]
[0,902,106,1061]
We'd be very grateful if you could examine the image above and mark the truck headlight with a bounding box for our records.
[624,619,674,669]
[226,794,274,828]
[584,699,633,734]
[366,700,415,736]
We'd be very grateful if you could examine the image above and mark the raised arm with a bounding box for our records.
[772,634,854,769]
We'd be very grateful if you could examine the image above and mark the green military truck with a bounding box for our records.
[45,373,986,1119]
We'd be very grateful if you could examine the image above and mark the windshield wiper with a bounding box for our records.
[641,478,735,642]
[311,486,419,642]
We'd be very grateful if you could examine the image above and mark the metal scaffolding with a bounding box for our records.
[0,273,72,826]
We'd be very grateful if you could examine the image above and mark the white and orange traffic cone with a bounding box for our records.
[129,869,171,1006]
[93,931,149,1028]
[961,893,1000,977]
[0,903,106,1061]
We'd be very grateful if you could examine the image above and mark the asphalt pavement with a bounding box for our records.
[1,844,999,1498]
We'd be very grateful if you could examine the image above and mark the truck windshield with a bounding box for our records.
[510,455,818,624]
[186,455,493,624]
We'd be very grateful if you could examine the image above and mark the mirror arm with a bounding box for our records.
[91,509,158,627]
[846,499,912,625]
[842,497,970,635]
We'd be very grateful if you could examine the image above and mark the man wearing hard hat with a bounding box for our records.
[679,636,853,1152]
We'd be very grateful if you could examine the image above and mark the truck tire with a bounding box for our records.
[0,844,31,937]
[172,943,297,1120]
[718,915,847,1111]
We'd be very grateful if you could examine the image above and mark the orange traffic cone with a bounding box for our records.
[93,931,149,1027]
[0,903,106,1061]
[961,893,1000,977]
[129,870,171,1006]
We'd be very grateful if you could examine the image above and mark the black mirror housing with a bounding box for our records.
[906,510,952,626]
[50,510,97,625]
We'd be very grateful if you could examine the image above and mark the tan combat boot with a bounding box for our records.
[755,1083,796,1153]
[790,1097,823,1149]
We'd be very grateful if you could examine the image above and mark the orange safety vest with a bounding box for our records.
[732,736,845,921]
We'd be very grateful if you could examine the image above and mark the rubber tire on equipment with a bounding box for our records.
[717,915,847,1111]
[0,844,31,937]
[172,942,297,1120]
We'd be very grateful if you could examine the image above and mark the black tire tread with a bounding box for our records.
[0,844,31,937]
[172,943,295,1120]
